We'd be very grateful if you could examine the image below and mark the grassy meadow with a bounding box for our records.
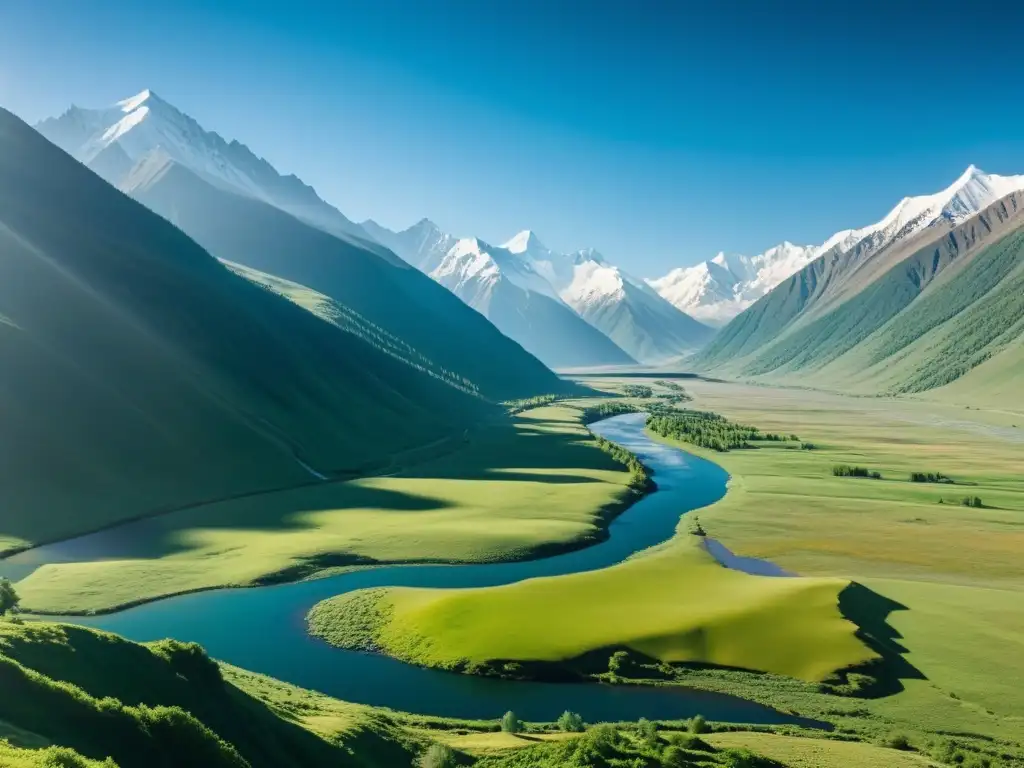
[12,406,641,614]
[307,378,1024,766]
[308,536,873,682]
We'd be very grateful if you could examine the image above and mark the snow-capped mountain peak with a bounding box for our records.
[651,164,1024,326]
[502,229,546,256]
[37,90,366,240]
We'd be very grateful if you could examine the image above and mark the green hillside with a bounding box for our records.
[224,261,482,395]
[693,194,1024,399]
[121,151,566,401]
[0,108,492,554]
[0,621,414,768]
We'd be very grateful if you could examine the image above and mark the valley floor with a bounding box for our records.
[8,405,639,614]
[305,378,1024,766]
[3,381,1021,767]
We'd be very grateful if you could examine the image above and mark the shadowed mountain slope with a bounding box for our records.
[0,108,492,550]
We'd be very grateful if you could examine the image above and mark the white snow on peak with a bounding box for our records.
[431,237,563,303]
[36,90,366,239]
[818,165,1024,256]
[651,165,1024,326]
[648,241,819,327]
[502,229,545,255]
[117,88,158,113]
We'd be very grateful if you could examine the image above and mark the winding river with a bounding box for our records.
[4,414,819,726]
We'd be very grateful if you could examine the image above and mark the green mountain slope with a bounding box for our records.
[0,621,413,768]
[931,333,1024,410]
[224,261,482,395]
[120,150,566,401]
[0,108,491,553]
[694,192,1024,397]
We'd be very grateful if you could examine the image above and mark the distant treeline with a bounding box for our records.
[593,434,652,491]
[911,471,953,484]
[833,465,883,480]
[579,402,641,424]
[504,394,564,414]
[646,410,765,452]
[621,384,654,399]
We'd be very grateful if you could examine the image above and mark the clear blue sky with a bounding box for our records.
[3,0,1024,275]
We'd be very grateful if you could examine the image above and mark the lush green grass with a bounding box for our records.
[225,261,482,396]
[0,740,117,767]
[0,108,495,556]
[14,406,641,613]
[312,379,1024,765]
[308,534,873,682]
[644,381,1024,761]
[706,732,937,767]
[0,620,417,768]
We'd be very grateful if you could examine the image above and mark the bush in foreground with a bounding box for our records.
[557,710,585,732]
[0,579,19,616]
[500,711,523,734]
[416,743,457,768]
[689,714,710,734]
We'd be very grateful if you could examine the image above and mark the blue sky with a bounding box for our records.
[3,0,1024,275]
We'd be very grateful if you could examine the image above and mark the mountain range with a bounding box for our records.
[648,165,1024,328]
[691,165,1024,405]
[0,106,502,543]
[36,90,565,401]
[363,220,712,366]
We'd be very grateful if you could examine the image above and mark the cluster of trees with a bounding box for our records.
[833,465,883,479]
[646,410,763,452]
[654,380,687,394]
[503,394,561,414]
[961,496,984,508]
[910,471,953,484]
[0,578,18,617]
[594,435,651,490]
[621,384,654,398]
[579,401,639,424]
[417,713,784,768]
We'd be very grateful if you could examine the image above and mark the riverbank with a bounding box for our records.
[5,404,649,615]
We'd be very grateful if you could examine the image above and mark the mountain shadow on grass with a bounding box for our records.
[826,581,925,698]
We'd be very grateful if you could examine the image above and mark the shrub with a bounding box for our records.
[722,749,783,767]
[668,733,712,751]
[0,578,19,616]
[635,717,659,747]
[150,639,222,686]
[882,733,913,751]
[416,743,458,768]
[689,714,710,734]
[608,651,630,675]
[961,496,984,508]
[500,711,523,734]
[557,710,585,732]
[661,745,689,767]
[800,442,817,450]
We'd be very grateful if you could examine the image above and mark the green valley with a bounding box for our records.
[3,12,1023,768]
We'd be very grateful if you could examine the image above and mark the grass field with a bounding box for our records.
[12,406,640,613]
[308,378,1024,766]
[705,732,938,767]
[308,535,873,681]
